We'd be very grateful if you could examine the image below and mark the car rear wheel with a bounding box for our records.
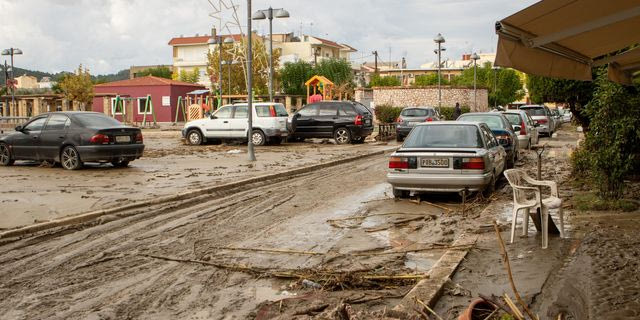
[351,137,365,144]
[61,146,83,170]
[111,159,130,168]
[251,130,266,146]
[392,187,409,199]
[482,173,496,198]
[0,143,14,166]
[334,127,351,144]
[187,129,203,145]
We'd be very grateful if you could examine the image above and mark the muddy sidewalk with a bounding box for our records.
[434,125,640,320]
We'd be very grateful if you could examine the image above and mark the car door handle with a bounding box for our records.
[58,136,64,139]
[223,121,229,123]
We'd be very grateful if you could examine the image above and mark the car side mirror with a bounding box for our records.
[15,125,23,132]
[513,125,521,132]
[210,114,217,119]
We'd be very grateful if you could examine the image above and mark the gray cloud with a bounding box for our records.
[0,0,537,74]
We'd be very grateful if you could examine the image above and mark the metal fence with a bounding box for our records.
[375,123,397,141]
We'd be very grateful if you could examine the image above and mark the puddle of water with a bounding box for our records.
[404,252,440,272]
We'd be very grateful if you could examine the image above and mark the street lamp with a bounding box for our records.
[222,59,237,100]
[471,52,480,111]
[1,48,23,112]
[246,0,256,161]
[208,33,235,107]
[433,34,445,113]
[252,7,290,102]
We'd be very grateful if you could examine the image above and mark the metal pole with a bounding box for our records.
[218,34,223,109]
[247,0,256,161]
[437,43,441,113]
[494,67,498,109]
[10,49,15,112]
[228,61,231,99]
[268,7,274,102]
[473,60,477,110]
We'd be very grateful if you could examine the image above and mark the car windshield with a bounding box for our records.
[522,107,546,116]
[503,113,522,126]
[74,114,123,128]
[401,108,432,117]
[457,115,505,129]
[403,125,483,148]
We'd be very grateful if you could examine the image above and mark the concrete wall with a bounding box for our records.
[372,86,489,111]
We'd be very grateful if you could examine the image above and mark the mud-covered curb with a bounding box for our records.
[0,147,396,239]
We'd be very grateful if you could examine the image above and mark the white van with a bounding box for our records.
[182,102,289,146]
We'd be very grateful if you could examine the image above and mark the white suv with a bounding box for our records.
[182,103,289,146]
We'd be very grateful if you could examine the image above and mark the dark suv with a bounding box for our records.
[289,101,374,144]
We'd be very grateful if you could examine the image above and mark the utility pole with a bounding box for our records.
[372,51,378,73]
[246,0,256,161]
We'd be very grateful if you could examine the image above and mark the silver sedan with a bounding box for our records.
[387,122,506,198]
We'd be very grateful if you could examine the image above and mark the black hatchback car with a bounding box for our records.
[0,112,144,170]
[289,101,374,144]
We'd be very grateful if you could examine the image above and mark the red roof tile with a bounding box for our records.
[94,76,205,88]
[312,36,342,48]
[168,34,244,46]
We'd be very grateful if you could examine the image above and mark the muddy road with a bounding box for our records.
[0,131,393,229]
[0,152,476,319]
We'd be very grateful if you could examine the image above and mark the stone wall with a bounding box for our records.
[372,86,489,111]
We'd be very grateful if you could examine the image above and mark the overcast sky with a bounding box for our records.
[0,0,538,75]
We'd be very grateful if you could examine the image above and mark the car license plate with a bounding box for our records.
[115,135,131,143]
[421,158,449,168]
[365,119,371,125]
[408,121,420,126]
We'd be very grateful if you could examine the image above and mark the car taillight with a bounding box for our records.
[396,116,403,123]
[536,119,548,124]
[389,156,409,169]
[269,105,276,117]
[496,134,512,145]
[135,132,143,143]
[425,117,433,122]
[89,134,110,144]
[355,115,363,126]
[520,120,527,135]
[461,157,485,170]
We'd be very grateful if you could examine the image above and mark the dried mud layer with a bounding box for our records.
[0,151,494,320]
[0,130,393,229]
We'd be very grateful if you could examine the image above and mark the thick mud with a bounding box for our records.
[0,130,393,229]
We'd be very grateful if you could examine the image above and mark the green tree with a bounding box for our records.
[370,74,400,87]
[414,73,449,86]
[136,66,172,79]
[526,74,594,129]
[207,35,278,95]
[452,62,525,107]
[280,61,314,95]
[575,69,640,199]
[58,65,94,110]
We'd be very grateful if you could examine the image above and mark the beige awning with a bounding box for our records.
[495,0,640,84]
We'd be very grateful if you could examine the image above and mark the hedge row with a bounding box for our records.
[374,104,471,123]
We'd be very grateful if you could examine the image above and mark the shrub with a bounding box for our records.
[370,74,400,87]
[414,74,449,86]
[439,105,470,120]
[374,104,403,124]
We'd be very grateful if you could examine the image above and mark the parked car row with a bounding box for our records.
[182,101,374,146]
[387,104,558,198]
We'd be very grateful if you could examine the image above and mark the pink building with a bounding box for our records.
[92,76,205,123]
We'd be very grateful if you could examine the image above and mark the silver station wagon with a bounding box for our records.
[387,122,506,198]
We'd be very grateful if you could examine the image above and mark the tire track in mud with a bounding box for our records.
[0,154,389,319]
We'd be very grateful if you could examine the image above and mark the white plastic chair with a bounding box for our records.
[503,169,565,249]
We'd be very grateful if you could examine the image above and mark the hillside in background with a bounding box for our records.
[1,66,130,83]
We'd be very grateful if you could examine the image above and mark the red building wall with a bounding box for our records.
[92,84,205,123]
